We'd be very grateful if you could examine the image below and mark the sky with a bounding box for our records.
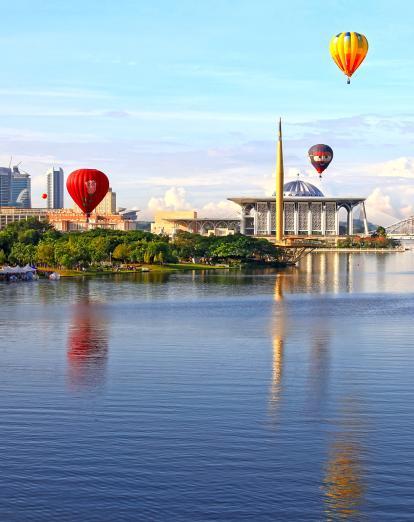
[1,0,414,224]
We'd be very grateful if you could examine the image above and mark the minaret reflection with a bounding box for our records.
[323,401,366,520]
[67,299,109,390]
[268,274,286,419]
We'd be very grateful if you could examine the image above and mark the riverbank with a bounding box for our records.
[37,262,236,277]
[311,247,406,253]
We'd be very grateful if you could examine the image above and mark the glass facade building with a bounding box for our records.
[0,166,31,208]
[46,167,64,209]
[11,167,31,208]
[0,167,12,206]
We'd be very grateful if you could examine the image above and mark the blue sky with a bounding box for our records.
[2,0,414,222]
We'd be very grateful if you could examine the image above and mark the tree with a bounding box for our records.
[9,243,36,265]
[112,243,131,262]
[35,242,55,266]
[18,229,40,245]
[0,249,6,265]
[90,236,112,263]
[376,226,386,237]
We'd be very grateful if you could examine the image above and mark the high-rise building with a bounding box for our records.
[11,166,31,208]
[0,167,11,206]
[0,165,31,208]
[46,167,64,209]
[95,187,117,215]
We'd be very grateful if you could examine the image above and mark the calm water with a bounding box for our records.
[1,252,414,521]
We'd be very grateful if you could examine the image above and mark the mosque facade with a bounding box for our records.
[228,179,368,237]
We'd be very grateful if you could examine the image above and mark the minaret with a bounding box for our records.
[275,118,284,243]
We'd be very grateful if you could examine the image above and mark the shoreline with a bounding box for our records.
[310,247,406,253]
[38,263,237,277]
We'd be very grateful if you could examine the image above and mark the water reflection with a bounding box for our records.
[268,266,366,519]
[323,401,366,520]
[67,299,109,391]
[307,322,331,407]
[268,275,286,419]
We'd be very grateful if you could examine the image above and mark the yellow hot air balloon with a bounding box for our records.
[330,32,368,84]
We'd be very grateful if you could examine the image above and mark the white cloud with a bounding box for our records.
[365,157,414,179]
[366,187,394,215]
[147,187,192,214]
[199,200,240,218]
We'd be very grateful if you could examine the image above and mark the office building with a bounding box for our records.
[0,167,11,206]
[95,188,117,215]
[46,167,64,209]
[11,167,31,208]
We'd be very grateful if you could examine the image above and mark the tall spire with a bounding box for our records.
[275,118,284,243]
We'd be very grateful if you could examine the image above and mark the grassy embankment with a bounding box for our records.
[39,263,233,277]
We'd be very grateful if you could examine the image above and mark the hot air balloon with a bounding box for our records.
[66,168,109,220]
[308,144,333,178]
[329,32,368,84]
[41,193,47,200]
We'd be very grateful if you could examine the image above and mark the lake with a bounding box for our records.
[1,252,414,521]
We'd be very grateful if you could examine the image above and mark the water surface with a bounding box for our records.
[1,252,414,521]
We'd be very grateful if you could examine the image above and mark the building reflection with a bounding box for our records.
[268,265,366,517]
[323,401,365,520]
[67,299,109,390]
[268,275,286,419]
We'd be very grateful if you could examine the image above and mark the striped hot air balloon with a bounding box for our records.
[330,32,368,84]
[308,144,333,178]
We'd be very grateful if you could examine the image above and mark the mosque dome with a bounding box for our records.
[283,180,324,197]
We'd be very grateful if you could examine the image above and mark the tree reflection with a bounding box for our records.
[67,299,109,390]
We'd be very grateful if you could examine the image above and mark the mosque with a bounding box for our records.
[228,178,369,238]
[151,120,369,240]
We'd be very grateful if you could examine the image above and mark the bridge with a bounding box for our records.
[385,216,414,239]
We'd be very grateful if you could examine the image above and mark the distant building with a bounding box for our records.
[0,207,47,229]
[151,210,239,237]
[47,209,136,232]
[0,167,12,206]
[95,187,116,215]
[11,167,31,208]
[46,167,64,209]
[0,166,31,208]
[229,180,369,237]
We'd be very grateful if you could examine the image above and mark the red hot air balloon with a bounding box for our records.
[41,193,47,200]
[66,169,109,219]
[308,144,333,178]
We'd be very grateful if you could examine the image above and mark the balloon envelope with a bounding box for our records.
[330,32,368,83]
[308,144,333,176]
[66,169,109,217]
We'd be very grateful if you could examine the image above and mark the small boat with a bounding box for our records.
[49,272,61,281]
[141,267,150,272]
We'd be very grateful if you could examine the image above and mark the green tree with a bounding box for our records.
[376,226,386,237]
[18,229,40,245]
[0,249,6,265]
[9,243,36,265]
[35,242,55,266]
[90,236,112,263]
[112,243,131,262]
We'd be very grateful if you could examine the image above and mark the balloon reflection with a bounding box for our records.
[67,300,109,390]
[323,402,366,519]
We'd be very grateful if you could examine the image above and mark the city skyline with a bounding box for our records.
[0,1,413,225]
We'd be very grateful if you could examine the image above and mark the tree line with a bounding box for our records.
[0,219,281,269]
